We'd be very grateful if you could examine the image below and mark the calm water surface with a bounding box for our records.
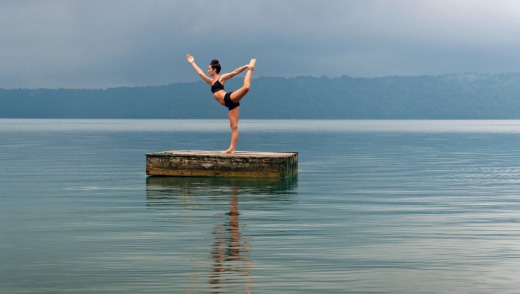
[2,119,520,293]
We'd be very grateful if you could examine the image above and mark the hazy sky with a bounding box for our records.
[2,0,520,88]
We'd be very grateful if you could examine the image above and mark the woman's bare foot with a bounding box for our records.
[248,59,256,71]
[221,148,235,154]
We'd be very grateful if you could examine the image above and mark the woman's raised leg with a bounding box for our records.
[230,59,255,103]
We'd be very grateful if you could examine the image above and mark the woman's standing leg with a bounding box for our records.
[223,107,240,154]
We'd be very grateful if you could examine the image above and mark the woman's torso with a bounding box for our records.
[211,78,226,105]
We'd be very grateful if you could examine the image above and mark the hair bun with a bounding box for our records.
[210,59,221,73]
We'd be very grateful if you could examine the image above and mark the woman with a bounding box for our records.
[186,54,255,154]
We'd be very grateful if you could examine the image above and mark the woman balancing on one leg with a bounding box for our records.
[186,54,255,154]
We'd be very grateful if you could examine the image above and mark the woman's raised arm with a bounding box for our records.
[220,59,255,82]
[220,65,249,82]
[186,54,212,84]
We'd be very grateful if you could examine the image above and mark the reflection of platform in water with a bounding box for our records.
[146,150,298,178]
[146,174,298,198]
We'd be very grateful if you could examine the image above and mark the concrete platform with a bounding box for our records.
[146,150,298,178]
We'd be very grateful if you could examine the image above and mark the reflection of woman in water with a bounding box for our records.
[209,186,253,293]
[186,54,255,154]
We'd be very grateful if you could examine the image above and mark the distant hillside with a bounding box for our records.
[2,73,520,119]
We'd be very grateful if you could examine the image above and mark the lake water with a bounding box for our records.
[2,119,520,293]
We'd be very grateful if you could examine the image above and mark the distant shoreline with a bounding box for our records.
[2,73,520,119]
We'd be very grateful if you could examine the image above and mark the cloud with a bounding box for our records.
[1,0,520,88]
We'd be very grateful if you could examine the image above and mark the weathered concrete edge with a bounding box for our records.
[146,150,298,158]
[145,150,298,178]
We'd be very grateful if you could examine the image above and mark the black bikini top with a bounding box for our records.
[211,79,224,93]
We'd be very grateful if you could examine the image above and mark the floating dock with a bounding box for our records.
[146,150,298,178]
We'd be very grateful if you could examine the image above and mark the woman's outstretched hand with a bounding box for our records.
[186,54,194,64]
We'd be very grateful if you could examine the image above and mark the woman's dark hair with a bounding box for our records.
[210,59,221,74]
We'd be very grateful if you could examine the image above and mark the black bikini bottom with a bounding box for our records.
[224,92,240,111]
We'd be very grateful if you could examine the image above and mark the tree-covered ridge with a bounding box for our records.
[2,73,520,119]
